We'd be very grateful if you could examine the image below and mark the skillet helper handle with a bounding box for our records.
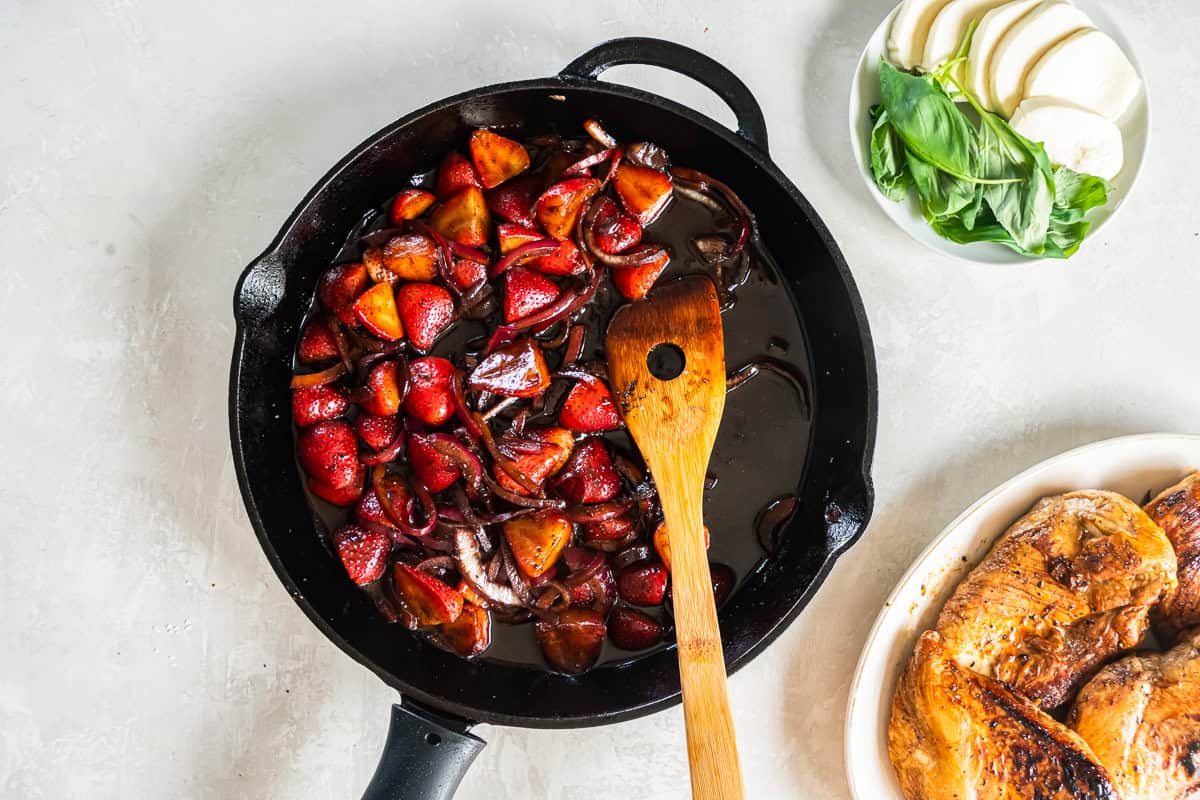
[361,701,485,800]
[559,37,769,152]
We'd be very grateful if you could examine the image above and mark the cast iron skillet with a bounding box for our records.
[229,37,876,799]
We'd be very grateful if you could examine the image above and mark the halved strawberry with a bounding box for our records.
[297,420,361,490]
[485,174,541,228]
[652,521,710,572]
[435,151,482,200]
[503,267,560,323]
[608,606,663,650]
[611,248,670,301]
[616,561,668,606]
[504,509,571,578]
[559,379,621,432]
[292,384,348,428]
[318,262,369,326]
[531,238,586,277]
[469,130,531,189]
[449,258,487,292]
[395,282,454,352]
[591,195,643,254]
[355,413,399,451]
[433,602,491,657]
[613,162,673,225]
[431,186,490,247]
[497,223,543,255]
[535,608,606,674]
[535,177,601,240]
[353,282,404,341]
[394,563,463,626]
[552,439,620,504]
[405,357,455,426]
[308,468,364,506]
[334,524,390,585]
[389,188,437,224]
[467,337,550,398]
[380,234,438,282]
[298,317,340,364]
[492,426,574,496]
[354,487,391,527]
[361,360,404,416]
[408,432,460,492]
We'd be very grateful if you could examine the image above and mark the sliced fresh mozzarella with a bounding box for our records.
[1010,98,1124,179]
[923,0,1012,71]
[1023,28,1142,120]
[888,0,958,69]
[990,0,1093,118]
[966,0,1042,110]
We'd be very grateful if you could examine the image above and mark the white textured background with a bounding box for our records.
[1,0,1197,797]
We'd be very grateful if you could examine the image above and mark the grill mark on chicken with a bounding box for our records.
[1147,473,1200,643]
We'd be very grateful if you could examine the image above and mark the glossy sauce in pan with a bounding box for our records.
[297,166,814,670]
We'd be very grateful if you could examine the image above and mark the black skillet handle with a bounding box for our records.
[559,37,770,152]
[361,699,485,800]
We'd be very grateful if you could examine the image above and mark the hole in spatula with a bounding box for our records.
[647,343,686,381]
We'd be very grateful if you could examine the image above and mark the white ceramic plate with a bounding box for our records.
[844,433,1200,800]
[847,0,1150,264]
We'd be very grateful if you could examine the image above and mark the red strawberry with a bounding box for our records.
[405,357,456,427]
[318,262,369,326]
[435,151,481,200]
[552,439,620,504]
[591,196,643,254]
[536,177,601,240]
[469,129,531,189]
[297,420,360,490]
[608,606,663,650]
[449,258,487,292]
[532,239,586,276]
[504,509,571,578]
[492,426,574,495]
[308,470,364,506]
[431,186,490,247]
[613,162,673,225]
[361,360,404,416]
[534,608,606,674]
[389,188,436,224]
[355,487,391,527]
[298,318,340,363]
[378,234,438,282]
[503,267,560,323]
[433,602,491,657]
[467,337,550,398]
[292,384,348,428]
[355,413,399,451]
[485,173,541,228]
[394,563,464,626]
[497,223,543,255]
[611,247,670,301]
[334,524,390,585]
[559,379,621,432]
[353,282,404,341]
[408,432,460,492]
[616,561,668,606]
[396,282,454,352]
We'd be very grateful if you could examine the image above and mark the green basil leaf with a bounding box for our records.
[869,109,914,202]
[877,60,981,184]
[906,149,977,219]
[1053,166,1111,212]
[976,110,1054,253]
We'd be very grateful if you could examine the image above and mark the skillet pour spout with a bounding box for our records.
[230,36,876,800]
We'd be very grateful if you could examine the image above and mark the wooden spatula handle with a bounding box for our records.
[656,459,745,800]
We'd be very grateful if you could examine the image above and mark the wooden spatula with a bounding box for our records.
[605,274,744,800]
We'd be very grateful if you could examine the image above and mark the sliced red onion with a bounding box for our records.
[488,239,560,279]
[603,145,623,187]
[327,317,355,373]
[585,528,639,552]
[562,147,614,177]
[485,264,605,350]
[562,547,607,584]
[446,241,490,265]
[290,362,348,388]
[450,368,484,439]
[416,555,457,574]
[483,472,565,509]
[454,528,522,608]
[358,518,415,548]
[531,581,573,612]
[562,325,586,365]
[671,167,755,256]
[625,141,670,172]
[360,429,406,466]
[564,499,635,523]
[500,540,532,607]
[580,198,664,268]
[725,359,810,418]
[583,118,618,149]
[480,396,520,422]
[757,494,799,554]
[611,544,653,572]
[428,433,487,499]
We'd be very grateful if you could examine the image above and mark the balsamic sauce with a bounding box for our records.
[295,154,814,670]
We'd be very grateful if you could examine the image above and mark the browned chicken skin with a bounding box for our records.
[889,631,1120,800]
[1068,629,1200,800]
[936,490,1177,709]
[1147,473,1200,643]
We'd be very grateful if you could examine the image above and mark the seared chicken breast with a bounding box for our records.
[889,630,1119,800]
[1068,629,1200,800]
[1147,473,1200,643]
[936,490,1177,709]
